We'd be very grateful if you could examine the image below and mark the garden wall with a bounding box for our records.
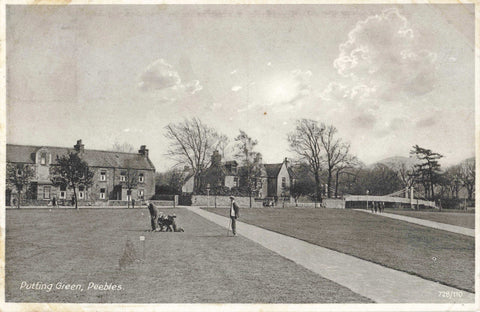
[191,195,264,208]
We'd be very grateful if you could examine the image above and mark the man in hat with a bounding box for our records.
[146,200,158,231]
[229,196,240,236]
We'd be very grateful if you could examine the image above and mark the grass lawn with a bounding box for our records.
[6,208,371,303]
[204,207,474,293]
[385,209,475,229]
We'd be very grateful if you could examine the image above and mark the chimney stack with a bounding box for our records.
[138,145,149,157]
[74,139,84,152]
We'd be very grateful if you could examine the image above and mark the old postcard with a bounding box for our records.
[1,1,477,312]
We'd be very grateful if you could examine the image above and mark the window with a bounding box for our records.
[100,188,106,200]
[59,191,66,199]
[40,152,47,165]
[120,171,126,182]
[138,189,144,199]
[43,186,51,199]
[100,171,106,181]
[79,186,85,200]
[281,177,287,188]
[233,177,239,187]
[138,173,144,183]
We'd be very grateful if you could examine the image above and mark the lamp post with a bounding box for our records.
[366,189,369,211]
[206,184,210,208]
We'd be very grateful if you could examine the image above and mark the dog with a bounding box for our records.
[157,214,184,232]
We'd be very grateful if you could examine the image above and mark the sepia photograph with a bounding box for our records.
[2,2,477,311]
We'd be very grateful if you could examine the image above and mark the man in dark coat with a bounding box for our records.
[229,196,240,236]
[146,201,158,231]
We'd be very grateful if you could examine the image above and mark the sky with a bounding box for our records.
[6,4,475,172]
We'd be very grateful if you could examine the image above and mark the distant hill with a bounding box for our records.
[373,155,474,170]
[372,156,418,170]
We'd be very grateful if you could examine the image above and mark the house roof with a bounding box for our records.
[264,163,283,178]
[6,144,155,170]
[287,167,296,179]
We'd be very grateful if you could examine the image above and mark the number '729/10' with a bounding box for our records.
[438,291,463,298]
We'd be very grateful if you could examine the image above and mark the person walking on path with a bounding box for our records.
[132,198,135,209]
[229,196,240,236]
[147,200,158,231]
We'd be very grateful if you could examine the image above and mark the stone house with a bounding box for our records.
[6,140,155,206]
[265,159,295,198]
[181,150,294,199]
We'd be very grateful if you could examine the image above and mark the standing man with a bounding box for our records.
[146,200,158,231]
[229,196,240,236]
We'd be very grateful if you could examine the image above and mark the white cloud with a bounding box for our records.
[333,8,437,100]
[184,80,203,94]
[230,69,238,75]
[231,85,242,92]
[267,62,272,66]
[266,69,312,107]
[138,58,203,96]
[138,59,181,91]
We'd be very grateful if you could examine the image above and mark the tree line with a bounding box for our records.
[7,118,473,209]
[161,118,475,207]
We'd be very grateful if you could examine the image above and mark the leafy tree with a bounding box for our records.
[202,150,226,194]
[290,179,315,206]
[6,163,35,208]
[234,130,263,207]
[155,168,186,195]
[410,145,443,199]
[288,119,324,203]
[50,152,94,210]
[165,118,223,193]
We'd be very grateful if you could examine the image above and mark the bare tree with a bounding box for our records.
[50,152,94,210]
[383,160,417,192]
[288,119,324,204]
[459,158,475,200]
[165,118,222,193]
[319,125,351,198]
[215,134,230,160]
[111,141,135,153]
[6,163,35,208]
[234,130,262,207]
[333,154,359,198]
[122,161,138,208]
